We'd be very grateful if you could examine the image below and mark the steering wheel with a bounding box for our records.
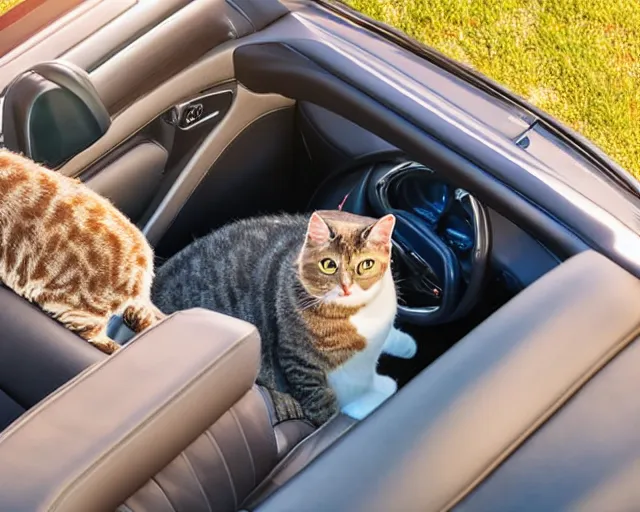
[308,159,492,326]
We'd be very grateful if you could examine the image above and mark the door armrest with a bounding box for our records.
[0,308,260,512]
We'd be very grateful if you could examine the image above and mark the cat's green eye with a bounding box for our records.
[357,259,376,274]
[319,258,338,275]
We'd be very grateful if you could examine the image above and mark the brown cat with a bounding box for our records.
[152,211,418,425]
[0,149,164,354]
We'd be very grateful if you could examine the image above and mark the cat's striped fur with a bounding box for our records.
[0,150,164,353]
[152,211,414,426]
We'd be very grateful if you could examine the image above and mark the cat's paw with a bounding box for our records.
[373,374,398,397]
[341,401,373,421]
[394,331,418,359]
[383,329,418,359]
[90,338,121,355]
[341,390,390,421]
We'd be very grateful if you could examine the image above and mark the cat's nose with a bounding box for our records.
[340,283,352,296]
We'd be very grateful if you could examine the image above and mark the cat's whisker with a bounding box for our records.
[298,298,323,311]
[396,294,409,306]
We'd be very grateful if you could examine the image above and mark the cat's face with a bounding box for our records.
[297,210,395,306]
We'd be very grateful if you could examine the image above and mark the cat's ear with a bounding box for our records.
[364,214,396,246]
[305,212,332,246]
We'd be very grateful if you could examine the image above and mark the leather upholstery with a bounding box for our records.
[2,62,109,168]
[0,297,336,512]
[84,140,168,223]
[0,308,261,512]
[259,385,315,459]
[244,413,357,509]
[0,286,105,431]
[457,334,640,512]
[0,390,23,432]
[123,389,351,512]
[123,387,284,512]
[273,420,316,459]
[227,0,289,31]
[0,287,348,512]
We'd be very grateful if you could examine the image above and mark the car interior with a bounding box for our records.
[1,1,640,511]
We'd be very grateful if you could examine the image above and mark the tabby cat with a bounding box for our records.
[0,149,164,354]
[152,210,417,425]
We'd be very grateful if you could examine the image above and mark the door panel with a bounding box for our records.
[55,6,295,178]
[142,86,293,247]
[87,0,247,115]
[1,1,293,238]
[83,140,167,223]
[0,0,294,244]
[0,0,189,92]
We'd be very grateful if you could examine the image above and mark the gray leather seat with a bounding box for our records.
[122,389,355,512]
[0,287,354,511]
[0,286,105,431]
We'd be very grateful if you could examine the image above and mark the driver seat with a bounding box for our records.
[0,285,355,511]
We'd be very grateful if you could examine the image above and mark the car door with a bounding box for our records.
[1,0,302,260]
[2,1,640,510]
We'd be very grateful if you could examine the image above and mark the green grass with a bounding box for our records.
[0,0,24,16]
[345,0,640,179]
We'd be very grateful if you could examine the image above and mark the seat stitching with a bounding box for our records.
[150,477,177,512]
[230,407,256,488]
[181,450,213,512]
[204,428,238,510]
[48,325,258,511]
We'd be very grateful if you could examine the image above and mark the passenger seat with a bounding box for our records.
[0,287,355,511]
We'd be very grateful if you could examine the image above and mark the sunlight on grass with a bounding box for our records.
[346,0,640,179]
[0,0,25,15]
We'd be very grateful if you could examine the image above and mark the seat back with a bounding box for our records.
[0,286,104,431]
[122,387,281,512]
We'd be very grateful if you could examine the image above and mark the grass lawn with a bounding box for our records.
[345,0,640,179]
[0,0,23,15]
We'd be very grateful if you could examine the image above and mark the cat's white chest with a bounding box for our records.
[349,271,397,344]
[327,271,397,406]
